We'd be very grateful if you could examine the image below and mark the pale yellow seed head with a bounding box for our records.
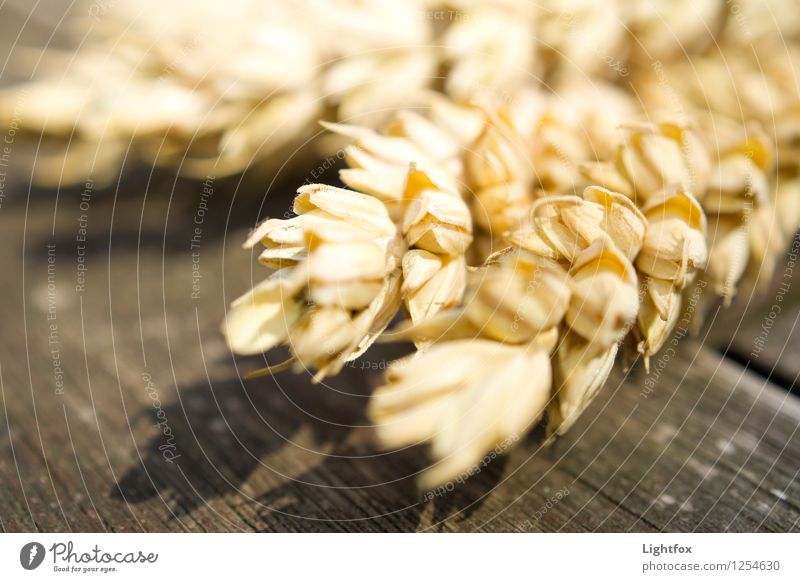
[369,339,551,489]
[548,331,619,438]
[565,238,639,350]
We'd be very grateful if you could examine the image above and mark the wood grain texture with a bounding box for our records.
[1,179,798,533]
[705,238,800,393]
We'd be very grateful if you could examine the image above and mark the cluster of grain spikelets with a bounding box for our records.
[630,39,800,300]
[378,196,646,486]
[222,114,477,379]
[224,68,800,486]
[223,184,408,381]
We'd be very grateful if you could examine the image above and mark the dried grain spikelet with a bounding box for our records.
[472,181,533,234]
[245,182,402,269]
[554,77,640,161]
[505,223,562,261]
[513,189,647,265]
[440,3,539,100]
[704,213,750,303]
[491,86,587,193]
[369,339,552,488]
[342,270,404,361]
[337,144,414,206]
[297,233,387,310]
[635,187,708,288]
[462,248,571,343]
[636,275,683,366]
[290,213,404,365]
[287,306,358,368]
[402,167,473,257]
[222,269,303,356]
[532,116,592,193]
[401,250,467,324]
[617,121,710,201]
[465,112,531,191]
[547,330,619,438]
[582,185,648,260]
[326,121,462,209]
[291,271,403,378]
[244,216,307,268]
[325,48,437,128]
[566,238,639,350]
[720,124,774,172]
[385,110,466,164]
[293,183,400,242]
[493,86,547,140]
[543,196,607,253]
[537,0,628,77]
[578,161,635,198]
[704,156,770,215]
[388,249,569,347]
[425,91,487,147]
[523,195,604,262]
[224,181,405,378]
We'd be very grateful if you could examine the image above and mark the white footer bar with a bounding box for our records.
[0,533,796,580]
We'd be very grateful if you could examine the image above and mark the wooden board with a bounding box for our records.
[1,179,799,532]
[705,241,800,393]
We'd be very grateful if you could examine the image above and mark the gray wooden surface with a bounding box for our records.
[1,176,798,532]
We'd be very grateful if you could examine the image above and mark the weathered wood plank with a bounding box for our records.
[0,182,798,532]
[707,237,800,391]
